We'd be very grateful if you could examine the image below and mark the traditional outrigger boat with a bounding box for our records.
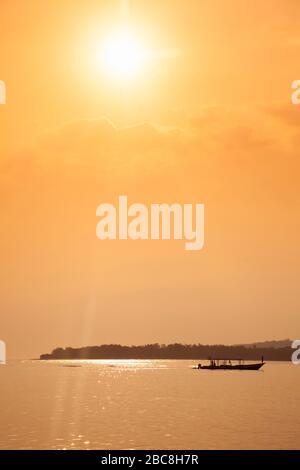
[195,357,265,371]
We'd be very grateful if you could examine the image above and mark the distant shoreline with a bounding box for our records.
[40,341,293,361]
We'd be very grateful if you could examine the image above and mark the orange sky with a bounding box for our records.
[0,0,300,358]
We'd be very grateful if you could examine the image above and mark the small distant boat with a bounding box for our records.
[62,364,82,368]
[195,357,265,371]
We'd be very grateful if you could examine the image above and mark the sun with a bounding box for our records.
[85,23,179,85]
[101,29,147,81]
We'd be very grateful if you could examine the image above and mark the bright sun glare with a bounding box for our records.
[101,30,147,81]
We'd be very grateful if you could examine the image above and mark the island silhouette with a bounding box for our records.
[40,340,292,361]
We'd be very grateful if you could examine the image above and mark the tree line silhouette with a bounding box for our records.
[40,343,292,361]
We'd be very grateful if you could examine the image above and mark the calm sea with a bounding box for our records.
[0,360,299,449]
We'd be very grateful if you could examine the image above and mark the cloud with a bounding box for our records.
[39,118,183,159]
[264,103,300,127]
[0,105,297,203]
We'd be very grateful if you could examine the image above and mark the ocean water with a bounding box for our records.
[0,360,299,450]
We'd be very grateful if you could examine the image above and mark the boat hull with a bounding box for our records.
[199,362,265,370]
